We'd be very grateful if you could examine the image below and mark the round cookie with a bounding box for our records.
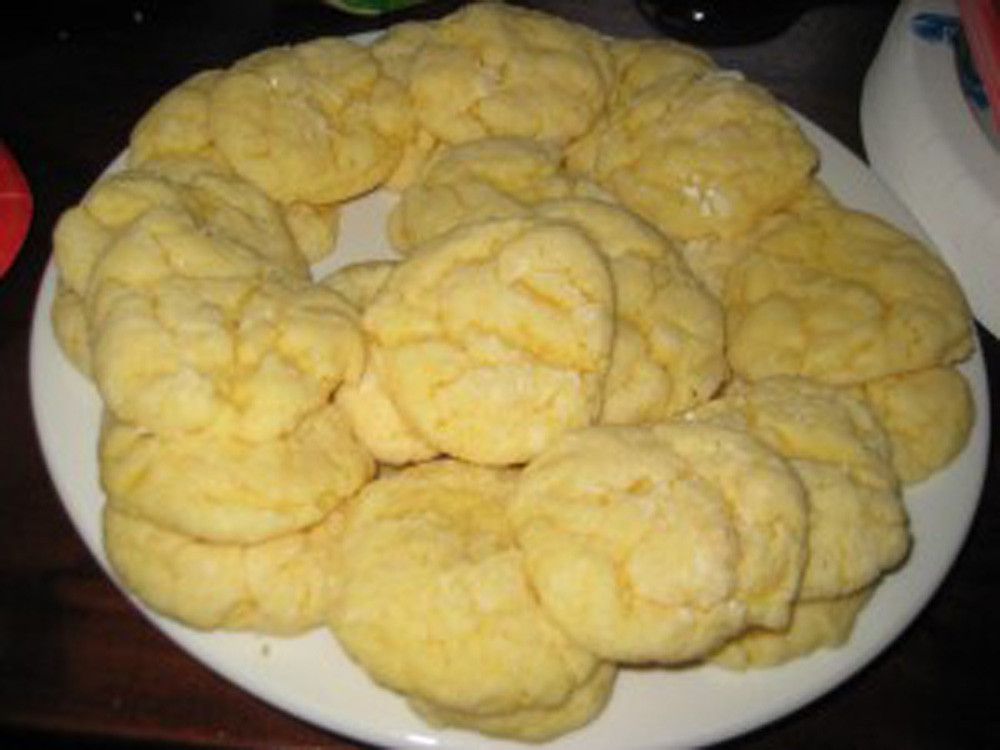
[209,37,412,205]
[791,460,909,599]
[329,461,611,739]
[373,3,614,146]
[53,159,308,311]
[607,37,716,108]
[362,216,616,465]
[387,137,605,253]
[413,661,617,743]
[318,259,397,312]
[694,375,895,484]
[104,505,344,634]
[129,73,342,265]
[88,216,364,438]
[535,198,728,422]
[336,346,439,466]
[320,260,439,465]
[859,366,975,486]
[690,376,911,600]
[509,422,808,664]
[564,36,716,178]
[51,279,92,377]
[711,587,875,669]
[678,180,838,299]
[571,72,817,243]
[101,403,374,545]
[54,170,190,299]
[133,156,310,276]
[128,69,225,167]
[281,200,341,265]
[724,196,974,384]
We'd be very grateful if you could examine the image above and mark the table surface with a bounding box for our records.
[1,1,997,748]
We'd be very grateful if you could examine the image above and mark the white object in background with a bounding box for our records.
[862,0,1000,337]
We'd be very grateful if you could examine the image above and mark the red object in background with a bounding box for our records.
[0,141,33,278]
[959,0,1000,132]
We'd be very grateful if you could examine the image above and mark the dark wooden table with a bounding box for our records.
[1,1,997,747]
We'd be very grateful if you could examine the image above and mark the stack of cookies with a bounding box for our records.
[49,2,976,741]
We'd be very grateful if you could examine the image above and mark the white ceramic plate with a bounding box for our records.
[30,115,990,749]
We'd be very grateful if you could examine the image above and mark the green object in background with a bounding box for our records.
[324,0,434,14]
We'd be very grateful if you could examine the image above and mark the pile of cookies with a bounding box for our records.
[49,2,977,742]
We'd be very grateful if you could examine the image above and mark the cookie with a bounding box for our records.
[571,72,817,242]
[413,661,616,743]
[678,180,838,298]
[318,259,397,311]
[101,403,373,544]
[387,137,604,253]
[319,260,438,464]
[129,72,342,264]
[363,216,616,465]
[711,587,875,669]
[53,159,308,311]
[129,70,225,167]
[859,366,975,485]
[535,198,727,422]
[50,279,92,377]
[210,37,412,205]
[104,505,344,634]
[724,197,973,384]
[690,377,910,599]
[509,422,808,663]
[373,3,614,146]
[88,216,363,437]
[329,461,611,739]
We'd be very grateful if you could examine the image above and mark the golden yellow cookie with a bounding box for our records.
[101,403,373,544]
[59,199,274,431]
[129,73,341,265]
[318,259,397,312]
[413,661,617,743]
[319,260,438,464]
[363,216,616,465]
[281,200,340,264]
[535,198,727,422]
[711,587,875,669]
[329,461,610,739]
[337,346,439,466]
[690,376,910,600]
[565,36,715,178]
[54,170,187,298]
[210,37,412,205]
[369,22,443,187]
[724,198,973,384]
[51,280,92,377]
[795,461,909,599]
[53,160,308,308]
[509,422,808,664]
[693,375,895,483]
[859,366,975,485]
[87,215,363,437]
[134,155,311,275]
[374,3,614,146]
[572,72,817,243]
[104,505,344,634]
[128,70,225,167]
[607,37,716,108]
[678,180,837,298]
[387,137,606,253]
